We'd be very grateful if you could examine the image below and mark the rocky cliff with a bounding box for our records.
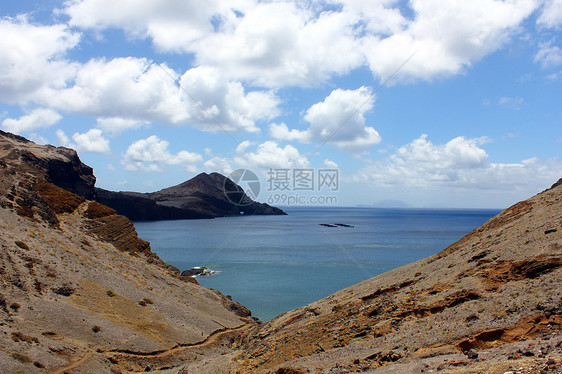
[96,172,286,221]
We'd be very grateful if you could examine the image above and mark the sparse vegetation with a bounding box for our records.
[34,280,42,293]
[9,302,21,311]
[11,332,39,344]
[46,269,57,278]
[139,300,147,306]
[92,325,101,333]
[84,201,116,219]
[106,290,117,297]
[14,241,29,250]
[143,297,154,304]
[53,285,74,296]
[10,352,32,363]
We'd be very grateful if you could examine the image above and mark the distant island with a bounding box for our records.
[96,172,286,221]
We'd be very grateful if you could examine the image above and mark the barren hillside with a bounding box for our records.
[0,131,256,373]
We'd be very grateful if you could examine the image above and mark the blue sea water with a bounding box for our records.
[134,207,500,321]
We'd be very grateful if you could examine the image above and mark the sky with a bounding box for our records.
[1,0,561,209]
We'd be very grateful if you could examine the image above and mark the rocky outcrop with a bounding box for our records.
[96,172,286,221]
[0,130,96,199]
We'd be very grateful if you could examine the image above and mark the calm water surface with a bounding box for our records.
[134,207,500,321]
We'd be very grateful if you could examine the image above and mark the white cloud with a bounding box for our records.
[96,117,148,135]
[324,159,338,168]
[73,128,111,153]
[63,0,538,86]
[0,16,79,103]
[57,128,110,153]
[236,140,254,154]
[122,135,202,172]
[354,134,561,192]
[195,2,364,87]
[271,87,381,152]
[63,0,247,52]
[538,0,562,29]
[361,0,537,82]
[2,108,62,134]
[38,58,278,133]
[498,96,524,110]
[535,41,562,68]
[28,133,50,145]
[56,129,70,146]
[179,66,279,132]
[269,123,310,143]
[234,140,310,170]
[203,157,234,175]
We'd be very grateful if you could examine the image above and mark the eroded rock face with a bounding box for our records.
[0,130,96,199]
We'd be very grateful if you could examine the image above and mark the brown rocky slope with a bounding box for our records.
[0,131,256,373]
[229,179,561,373]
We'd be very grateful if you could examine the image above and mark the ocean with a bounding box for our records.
[134,207,500,321]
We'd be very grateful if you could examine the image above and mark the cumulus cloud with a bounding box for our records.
[179,66,279,132]
[361,0,537,81]
[324,159,338,168]
[2,109,62,134]
[38,58,278,133]
[234,140,310,170]
[63,0,539,86]
[270,87,381,152]
[354,134,561,191]
[63,0,243,52]
[96,117,148,135]
[538,0,562,29]
[195,2,364,87]
[122,135,203,172]
[203,156,234,175]
[535,41,562,68]
[57,128,110,153]
[0,16,79,103]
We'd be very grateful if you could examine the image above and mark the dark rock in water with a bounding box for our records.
[96,172,286,221]
[319,223,354,228]
[181,267,216,277]
[181,268,205,277]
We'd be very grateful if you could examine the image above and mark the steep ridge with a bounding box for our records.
[0,132,257,373]
[228,179,562,373]
[96,172,286,221]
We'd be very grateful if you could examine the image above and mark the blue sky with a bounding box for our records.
[1,0,561,208]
